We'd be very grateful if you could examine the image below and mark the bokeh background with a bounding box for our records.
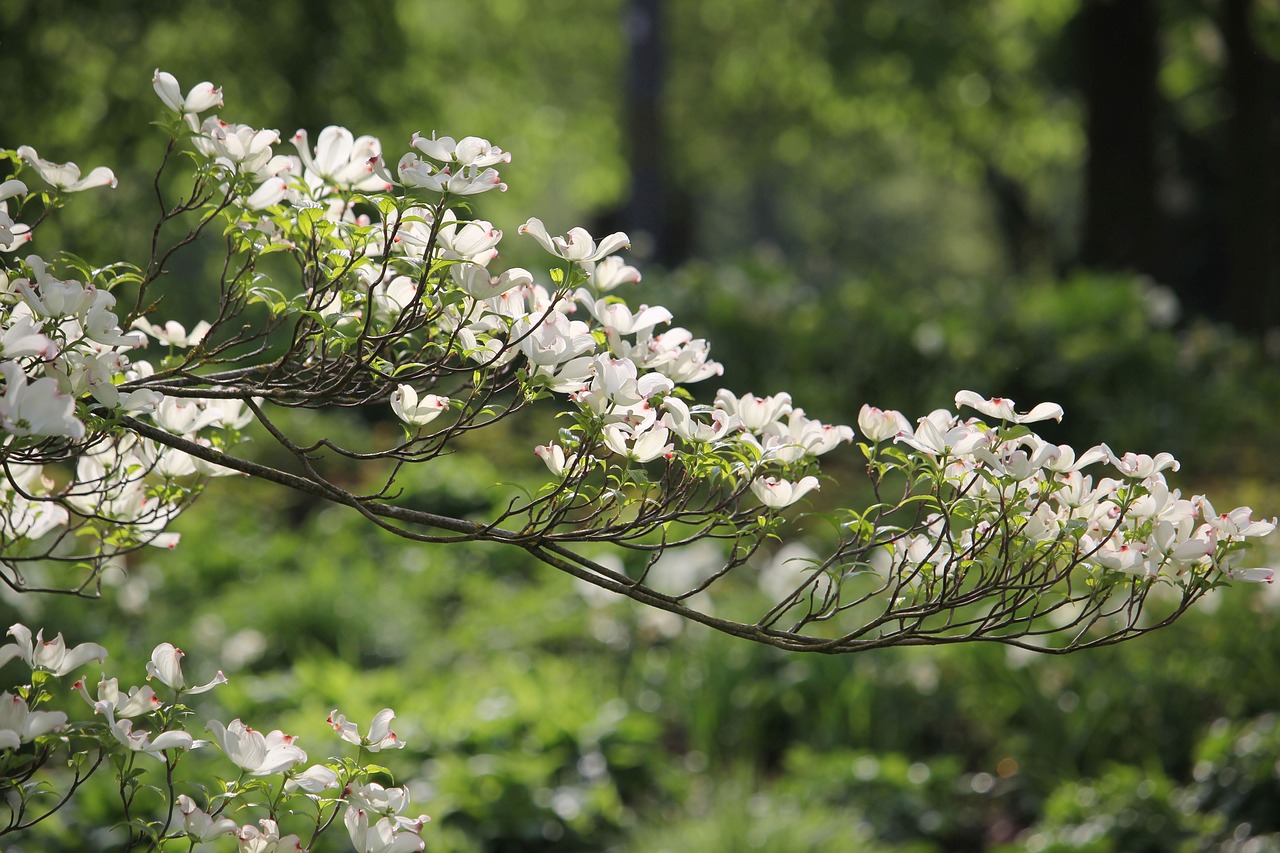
[3,0,1280,850]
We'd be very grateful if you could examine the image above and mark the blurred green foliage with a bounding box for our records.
[2,426,1277,851]
[2,0,1279,850]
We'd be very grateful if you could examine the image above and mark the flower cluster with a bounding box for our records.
[853,393,1277,591]
[0,621,428,852]
[0,68,1271,628]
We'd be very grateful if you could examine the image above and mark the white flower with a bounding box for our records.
[894,409,989,457]
[409,132,510,168]
[96,702,197,758]
[191,117,281,174]
[291,126,391,193]
[1110,450,1180,479]
[74,676,162,717]
[751,475,820,509]
[0,202,32,252]
[434,210,502,265]
[344,807,426,853]
[576,290,672,336]
[395,153,506,195]
[235,818,304,853]
[857,405,910,443]
[16,146,117,192]
[602,423,673,463]
[660,397,741,443]
[0,179,27,201]
[518,218,629,264]
[1194,497,1277,538]
[242,177,288,210]
[131,317,212,347]
[0,623,106,676]
[284,763,341,794]
[534,443,583,477]
[154,396,225,435]
[207,718,307,776]
[327,707,404,751]
[390,385,449,427]
[345,783,430,852]
[1222,567,1275,584]
[954,390,1064,425]
[177,794,238,843]
[0,361,85,439]
[714,390,792,433]
[762,409,854,461]
[146,643,227,695]
[0,314,56,359]
[0,691,66,749]
[588,255,642,291]
[152,69,223,115]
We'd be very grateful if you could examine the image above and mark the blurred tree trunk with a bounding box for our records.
[1218,0,1280,333]
[622,0,683,266]
[1077,0,1164,279]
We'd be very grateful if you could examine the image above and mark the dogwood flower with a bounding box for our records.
[242,176,288,209]
[1222,567,1276,584]
[762,409,854,461]
[284,763,341,794]
[534,443,582,477]
[661,397,741,443]
[0,691,66,749]
[0,203,32,252]
[857,405,910,443]
[518,218,630,264]
[0,179,26,201]
[395,153,507,195]
[894,409,989,457]
[152,69,223,116]
[328,707,404,751]
[1193,496,1278,538]
[954,390,1065,425]
[0,185,30,250]
[291,126,391,192]
[96,702,198,758]
[1039,441,1111,474]
[751,475,820,509]
[434,211,502,264]
[0,490,70,541]
[0,360,85,439]
[235,818,304,853]
[602,423,673,463]
[576,291,672,336]
[74,676,162,717]
[177,794,238,843]
[410,132,510,168]
[1110,450,1180,479]
[0,623,106,676]
[346,783,431,840]
[714,390,793,433]
[154,396,225,435]
[1,314,56,359]
[515,311,597,368]
[207,718,307,775]
[146,643,228,695]
[16,146,118,192]
[588,255,642,291]
[390,385,449,427]
[191,117,281,174]
[344,807,427,853]
[131,317,212,347]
